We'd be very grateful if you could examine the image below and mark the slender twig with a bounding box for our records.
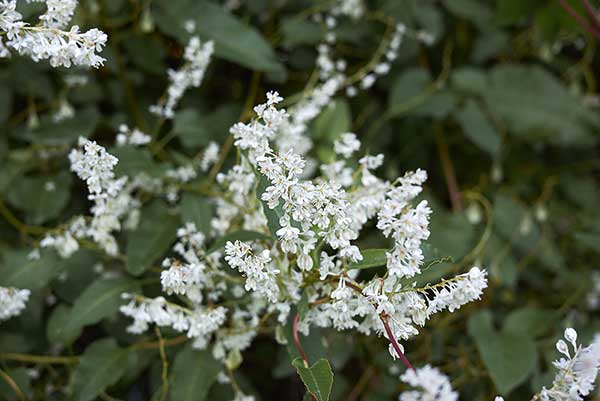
[381,317,414,371]
[435,123,462,212]
[154,327,169,401]
[0,353,79,365]
[0,368,27,401]
[582,0,600,27]
[292,313,317,401]
[558,0,600,40]
[344,366,375,401]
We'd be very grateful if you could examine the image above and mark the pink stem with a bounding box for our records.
[381,317,414,371]
[582,0,600,27]
[293,313,317,401]
[558,0,600,40]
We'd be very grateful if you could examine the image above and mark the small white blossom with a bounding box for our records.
[399,365,458,401]
[0,286,30,321]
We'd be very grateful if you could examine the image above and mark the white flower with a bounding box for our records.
[201,142,220,171]
[116,125,151,147]
[334,132,361,158]
[0,286,30,321]
[0,1,107,68]
[539,328,600,401]
[150,37,213,119]
[399,365,458,401]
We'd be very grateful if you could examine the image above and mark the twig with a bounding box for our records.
[558,0,600,40]
[435,123,462,212]
[0,368,27,401]
[381,317,414,371]
[344,366,375,401]
[292,313,317,401]
[154,327,169,401]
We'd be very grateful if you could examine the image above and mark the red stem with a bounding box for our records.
[558,0,600,40]
[293,313,317,401]
[381,317,414,371]
[582,0,600,27]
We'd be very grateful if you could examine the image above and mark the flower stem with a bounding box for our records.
[381,316,414,371]
[292,313,317,401]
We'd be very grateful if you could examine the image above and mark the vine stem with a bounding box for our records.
[558,0,600,40]
[381,317,414,371]
[0,368,27,401]
[292,313,317,401]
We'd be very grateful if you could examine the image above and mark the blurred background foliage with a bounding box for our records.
[0,0,599,400]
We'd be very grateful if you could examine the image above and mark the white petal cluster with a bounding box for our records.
[399,365,458,401]
[224,240,280,302]
[69,137,120,196]
[0,286,30,322]
[377,170,431,278]
[424,267,488,317]
[116,124,151,147]
[0,0,107,68]
[334,132,361,158]
[201,141,220,171]
[40,230,79,258]
[150,37,214,119]
[539,328,600,401]
[120,295,227,348]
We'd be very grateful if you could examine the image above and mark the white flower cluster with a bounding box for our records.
[224,240,279,302]
[398,365,458,401]
[201,141,219,171]
[377,169,431,279]
[0,0,107,68]
[539,328,600,401]
[116,124,151,147]
[0,286,30,322]
[150,36,214,119]
[219,93,487,352]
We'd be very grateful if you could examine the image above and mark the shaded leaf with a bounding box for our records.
[292,357,334,401]
[170,346,221,401]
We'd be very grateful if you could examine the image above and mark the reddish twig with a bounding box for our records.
[381,317,414,371]
[558,0,600,40]
[292,313,317,401]
[582,0,600,27]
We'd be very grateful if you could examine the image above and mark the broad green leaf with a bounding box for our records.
[280,18,322,47]
[16,107,99,145]
[481,65,600,146]
[110,146,170,178]
[455,99,502,157]
[503,307,557,338]
[207,230,271,254]
[292,357,334,401]
[152,0,285,75]
[71,339,135,401]
[348,249,388,270]
[451,67,487,94]
[412,90,457,119]
[172,104,240,149]
[443,0,493,24]
[126,201,179,275]
[180,192,213,234]
[468,311,537,396]
[47,304,80,345]
[58,277,139,340]
[312,99,351,141]
[170,346,221,401]
[388,68,431,117]
[0,249,60,290]
[6,171,72,224]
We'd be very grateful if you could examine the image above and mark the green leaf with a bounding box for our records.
[503,307,558,338]
[443,0,493,25]
[207,230,271,254]
[173,104,240,149]
[0,249,60,290]
[153,0,285,75]
[388,68,431,117]
[455,99,502,157]
[71,339,134,401]
[292,357,334,401]
[47,303,80,345]
[59,277,139,340]
[16,108,99,145]
[312,99,351,141]
[110,146,169,178]
[126,201,179,275]
[170,346,221,401]
[348,249,388,270]
[5,171,72,224]
[280,18,322,47]
[180,192,213,234]
[480,65,600,146]
[468,310,537,396]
